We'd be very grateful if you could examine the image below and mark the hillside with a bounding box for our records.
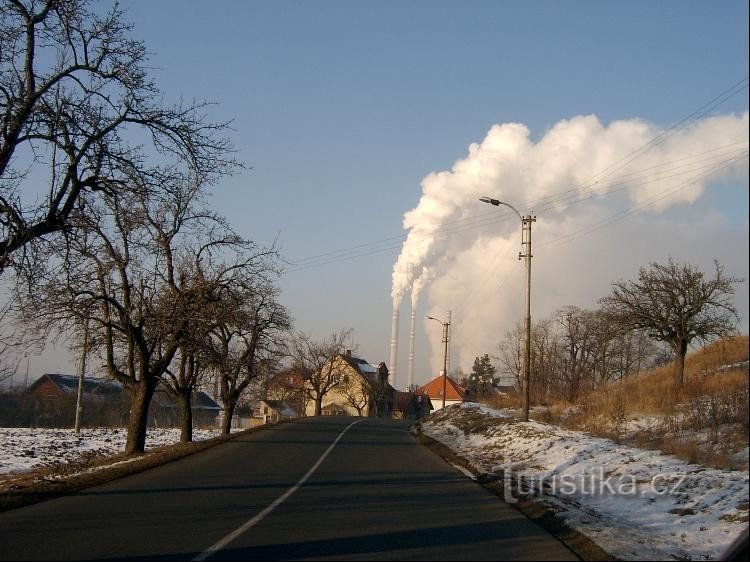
[544,335,749,469]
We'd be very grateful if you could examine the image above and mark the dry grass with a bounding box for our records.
[543,336,749,469]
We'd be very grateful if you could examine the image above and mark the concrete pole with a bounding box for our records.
[521,215,536,422]
[441,321,449,410]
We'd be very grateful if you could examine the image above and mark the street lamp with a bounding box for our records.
[479,196,536,422]
[426,315,450,410]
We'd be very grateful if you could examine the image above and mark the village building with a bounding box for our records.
[416,374,466,411]
[305,352,395,417]
[27,373,222,428]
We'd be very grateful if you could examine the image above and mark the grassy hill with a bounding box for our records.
[523,335,749,469]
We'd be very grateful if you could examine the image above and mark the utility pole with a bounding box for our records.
[479,196,536,422]
[441,320,450,410]
[520,214,536,422]
[427,315,450,410]
[74,319,89,434]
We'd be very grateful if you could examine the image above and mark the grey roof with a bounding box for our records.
[35,373,122,396]
[31,374,221,410]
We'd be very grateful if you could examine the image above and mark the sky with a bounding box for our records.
[9,0,750,391]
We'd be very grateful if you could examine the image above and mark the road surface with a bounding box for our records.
[0,417,578,561]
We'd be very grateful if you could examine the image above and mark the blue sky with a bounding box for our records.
[20,0,750,388]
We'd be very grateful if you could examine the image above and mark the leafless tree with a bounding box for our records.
[0,0,235,276]
[600,259,741,390]
[288,328,352,416]
[337,372,368,416]
[20,171,263,453]
[205,275,291,435]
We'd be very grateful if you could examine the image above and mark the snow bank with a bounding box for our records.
[421,402,749,561]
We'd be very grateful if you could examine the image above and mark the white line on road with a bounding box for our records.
[193,418,366,561]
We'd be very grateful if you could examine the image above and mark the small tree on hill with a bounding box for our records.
[467,354,497,398]
[600,259,741,391]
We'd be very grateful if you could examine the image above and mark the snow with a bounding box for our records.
[421,402,749,561]
[0,427,227,475]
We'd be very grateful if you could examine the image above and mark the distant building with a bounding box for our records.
[256,399,299,424]
[416,374,466,411]
[27,373,222,428]
[305,351,395,417]
[266,369,306,416]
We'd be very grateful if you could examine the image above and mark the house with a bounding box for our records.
[27,373,222,429]
[26,373,129,427]
[265,369,306,416]
[257,399,299,424]
[149,388,223,429]
[305,352,395,417]
[416,374,466,411]
[28,373,122,401]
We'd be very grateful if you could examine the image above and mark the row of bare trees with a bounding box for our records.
[497,260,741,405]
[0,1,295,454]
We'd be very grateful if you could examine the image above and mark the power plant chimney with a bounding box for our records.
[446,309,452,377]
[407,308,416,390]
[389,307,400,387]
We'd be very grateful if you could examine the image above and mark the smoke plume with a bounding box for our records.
[392,112,749,377]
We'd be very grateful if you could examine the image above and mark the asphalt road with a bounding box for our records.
[0,417,578,561]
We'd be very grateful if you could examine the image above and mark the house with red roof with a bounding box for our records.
[416,374,466,411]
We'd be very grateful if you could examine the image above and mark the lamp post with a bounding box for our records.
[479,196,536,422]
[426,315,450,410]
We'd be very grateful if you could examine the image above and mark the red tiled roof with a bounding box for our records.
[416,375,465,401]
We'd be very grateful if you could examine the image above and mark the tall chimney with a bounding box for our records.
[389,306,400,388]
[446,309,452,377]
[407,308,416,390]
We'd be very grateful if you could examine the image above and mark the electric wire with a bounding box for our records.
[285,78,748,275]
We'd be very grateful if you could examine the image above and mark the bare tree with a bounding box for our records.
[21,172,252,453]
[600,259,741,389]
[288,329,352,416]
[337,372,369,416]
[0,0,235,275]
[206,276,291,435]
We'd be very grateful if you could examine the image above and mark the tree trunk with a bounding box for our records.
[125,378,158,454]
[177,391,193,443]
[221,400,236,435]
[673,340,688,390]
[314,396,322,416]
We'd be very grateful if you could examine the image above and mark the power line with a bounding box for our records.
[284,78,748,274]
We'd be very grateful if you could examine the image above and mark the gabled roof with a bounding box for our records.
[340,354,377,375]
[29,374,221,410]
[269,369,306,390]
[151,389,222,411]
[416,375,466,401]
[261,400,298,417]
[29,373,122,397]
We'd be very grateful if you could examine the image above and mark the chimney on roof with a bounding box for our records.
[345,349,351,357]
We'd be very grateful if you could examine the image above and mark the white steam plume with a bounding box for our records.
[392,112,749,378]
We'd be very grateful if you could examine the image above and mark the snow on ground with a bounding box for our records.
[421,402,749,561]
[0,427,226,475]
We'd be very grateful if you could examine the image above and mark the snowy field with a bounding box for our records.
[421,403,749,561]
[0,427,226,475]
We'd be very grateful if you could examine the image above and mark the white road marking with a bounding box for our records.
[193,418,366,561]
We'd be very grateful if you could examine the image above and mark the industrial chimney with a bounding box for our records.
[407,308,416,390]
[388,307,400,387]
[446,310,452,377]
